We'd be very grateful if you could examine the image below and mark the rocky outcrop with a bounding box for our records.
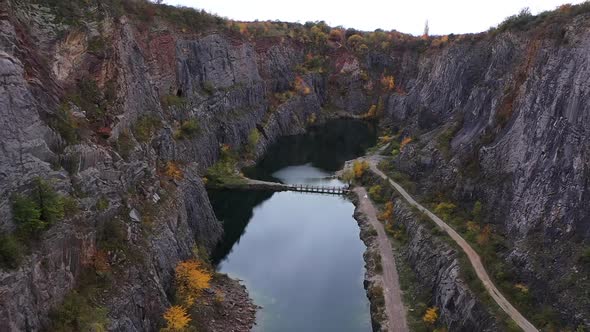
[393,200,499,331]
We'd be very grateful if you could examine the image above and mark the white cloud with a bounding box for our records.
[163,0,584,35]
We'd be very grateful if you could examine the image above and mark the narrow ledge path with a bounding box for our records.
[353,186,409,332]
[366,156,539,332]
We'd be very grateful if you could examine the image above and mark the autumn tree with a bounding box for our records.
[434,202,456,221]
[163,305,191,331]
[423,306,438,325]
[353,160,369,179]
[294,76,311,95]
[364,105,377,119]
[175,260,212,306]
[380,75,395,91]
[378,202,394,222]
[400,136,413,151]
[165,161,183,180]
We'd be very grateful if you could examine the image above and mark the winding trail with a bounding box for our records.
[353,186,409,332]
[365,156,539,332]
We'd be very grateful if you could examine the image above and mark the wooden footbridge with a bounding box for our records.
[209,178,350,195]
[283,183,349,195]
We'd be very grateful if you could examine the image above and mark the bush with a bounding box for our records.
[579,247,590,267]
[246,128,260,156]
[368,185,383,202]
[12,178,67,237]
[49,291,108,332]
[51,103,79,145]
[174,118,200,140]
[12,194,45,236]
[0,234,25,269]
[161,94,186,110]
[133,115,161,142]
[116,130,135,159]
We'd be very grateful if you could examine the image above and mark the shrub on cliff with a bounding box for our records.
[174,118,200,140]
[133,115,161,142]
[0,234,25,269]
[12,178,66,237]
[49,291,108,332]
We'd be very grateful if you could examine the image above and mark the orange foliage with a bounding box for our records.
[329,29,343,42]
[378,202,394,222]
[165,161,183,180]
[175,259,212,306]
[400,137,413,151]
[163,305,191,330]
[353,160,369,179]
[294,76,311,95]
[380,75,395,91]
[423,307,438,325]
[364,105,377,119]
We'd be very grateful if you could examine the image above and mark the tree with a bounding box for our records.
[400,137,413,151]
[380,75,395,91]
[379,202,394,222]
[12,194,44,235]
[247,128,260,155]
[353,160,369,179]
[34,177,64,225]
[423,306,438,325]
[163,305,191,331]
[434,202,456,221]
[423,20,430,37]
[165,161,183,180]
[175,260,212,306]
[472,201,483,223]
[364,105,377,119]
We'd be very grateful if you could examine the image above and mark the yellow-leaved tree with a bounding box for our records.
[423,306,439,325]
[378,202,394,222]
[353,160,369,179]
[163,305,191,331]
[175,260,212,306]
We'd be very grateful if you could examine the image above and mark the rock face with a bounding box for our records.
[1,0,590,331]
[393,200,499,332]
[378,16,590,328]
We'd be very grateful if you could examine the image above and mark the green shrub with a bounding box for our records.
[173,118,200,140]
[161,94,186,110]
[246,128,260,155]
[133,115,161,142]
[203,81,215,95]
[51,104,79,145]
[368,185,383,203]
[12,194,45,236]
[49,291,108,332]
[0,234,25,269]
[12,178,67,237]
[96,197,109,211]
[116,130,135,159]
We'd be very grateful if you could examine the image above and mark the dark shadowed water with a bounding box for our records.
[209,119,377,332]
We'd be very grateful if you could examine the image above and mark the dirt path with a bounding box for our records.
[367,158,539,332]
[353,186,409,332]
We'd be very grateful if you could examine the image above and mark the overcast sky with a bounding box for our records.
[163,0,584,35]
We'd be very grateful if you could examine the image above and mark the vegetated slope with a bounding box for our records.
[0,0,589,330]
